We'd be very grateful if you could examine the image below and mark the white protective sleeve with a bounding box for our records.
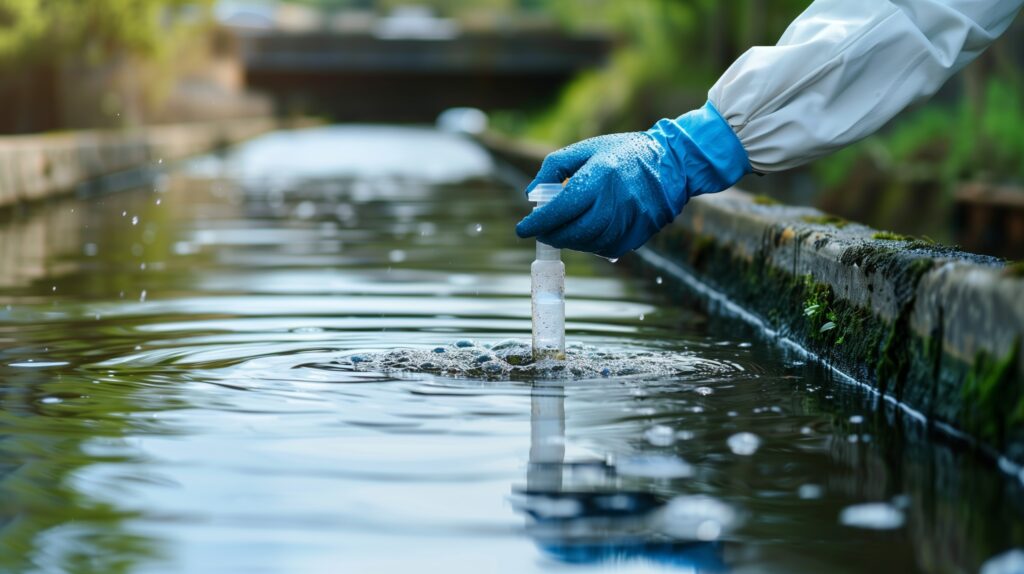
[709,0,1023,173]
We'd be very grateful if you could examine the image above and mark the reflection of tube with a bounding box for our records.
[530,184,566,361]
[528,382,565,492]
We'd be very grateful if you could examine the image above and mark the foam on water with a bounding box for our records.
[328,339,739,380]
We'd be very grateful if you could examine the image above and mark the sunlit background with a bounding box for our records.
[0,0,1021,256]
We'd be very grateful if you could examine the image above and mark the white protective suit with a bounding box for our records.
[709,0,1024,173]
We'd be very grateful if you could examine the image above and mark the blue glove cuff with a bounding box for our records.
[645,100,752,213]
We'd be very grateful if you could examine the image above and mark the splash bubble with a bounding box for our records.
[727,432,761,456]
[839,503,905,530]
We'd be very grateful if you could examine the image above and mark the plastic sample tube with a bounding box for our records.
[530,184,566,360]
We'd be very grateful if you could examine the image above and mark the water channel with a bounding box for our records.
[0,126,1022,573]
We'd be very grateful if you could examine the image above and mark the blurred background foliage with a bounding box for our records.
[0,0,213,63]
[0,0,270,133]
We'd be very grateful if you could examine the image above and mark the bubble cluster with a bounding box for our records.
[325,339,736,380]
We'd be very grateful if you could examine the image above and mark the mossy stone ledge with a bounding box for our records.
[642,189,1024,466]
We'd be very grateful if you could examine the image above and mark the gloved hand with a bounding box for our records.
[515,101,751,259]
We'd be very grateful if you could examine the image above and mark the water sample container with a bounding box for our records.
[530,184,566,360]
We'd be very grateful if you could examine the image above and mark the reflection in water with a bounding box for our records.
[517,382,727,571]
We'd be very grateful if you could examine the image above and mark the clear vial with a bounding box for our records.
[530,184,566,361]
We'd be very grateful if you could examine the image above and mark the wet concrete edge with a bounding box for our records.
[0,117,288,209]
[474,131,1024,470]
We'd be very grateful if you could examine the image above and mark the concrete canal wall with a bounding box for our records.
[477,131,1024,468]
[0,118,278,209]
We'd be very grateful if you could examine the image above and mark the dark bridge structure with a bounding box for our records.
[239,32,613,123]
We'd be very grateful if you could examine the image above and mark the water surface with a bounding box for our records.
[0,126,1022,573]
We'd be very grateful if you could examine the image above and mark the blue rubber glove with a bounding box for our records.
[515,101,751,258]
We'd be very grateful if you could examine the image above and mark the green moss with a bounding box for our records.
[876,321,907,395]
[1005,261,1024,278]
[752,194,781,206]
[801,214,850,229]
[963,340,1021,446]
[689,235,716,268]
[872,231,913,241]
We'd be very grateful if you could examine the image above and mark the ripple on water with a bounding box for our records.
[319,339,740,381]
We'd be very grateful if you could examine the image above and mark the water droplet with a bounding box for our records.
[295,201,317,219]
[839,503,905,530]
[157,158,163,164]
[83,243,98,257]
[638,313,645,321]
[727,432,761,456]
[675,430,695,440]
[849,414,864,424]
[139,263,146,270]
[139,290,147,302]
[644,425,676,447]
[121,211,127,217]
[131,216,139,226]
[695,386,713,396]
[655,276,663,285]
[40,397,63,404]
[155,198,162,205]
[466,223,483,236]
[798,484,824,499]
[134,345,142,351]
[388,249,407,263]
[51,286,57,292]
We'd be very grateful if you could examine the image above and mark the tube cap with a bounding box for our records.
[529,183,563,204]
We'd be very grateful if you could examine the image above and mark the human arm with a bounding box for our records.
[516,0,1023,256]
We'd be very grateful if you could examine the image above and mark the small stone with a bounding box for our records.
[432,347,446,354]
[490,339,520,351]
[455,339,474,348]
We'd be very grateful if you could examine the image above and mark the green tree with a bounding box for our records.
[0,0,213,63]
